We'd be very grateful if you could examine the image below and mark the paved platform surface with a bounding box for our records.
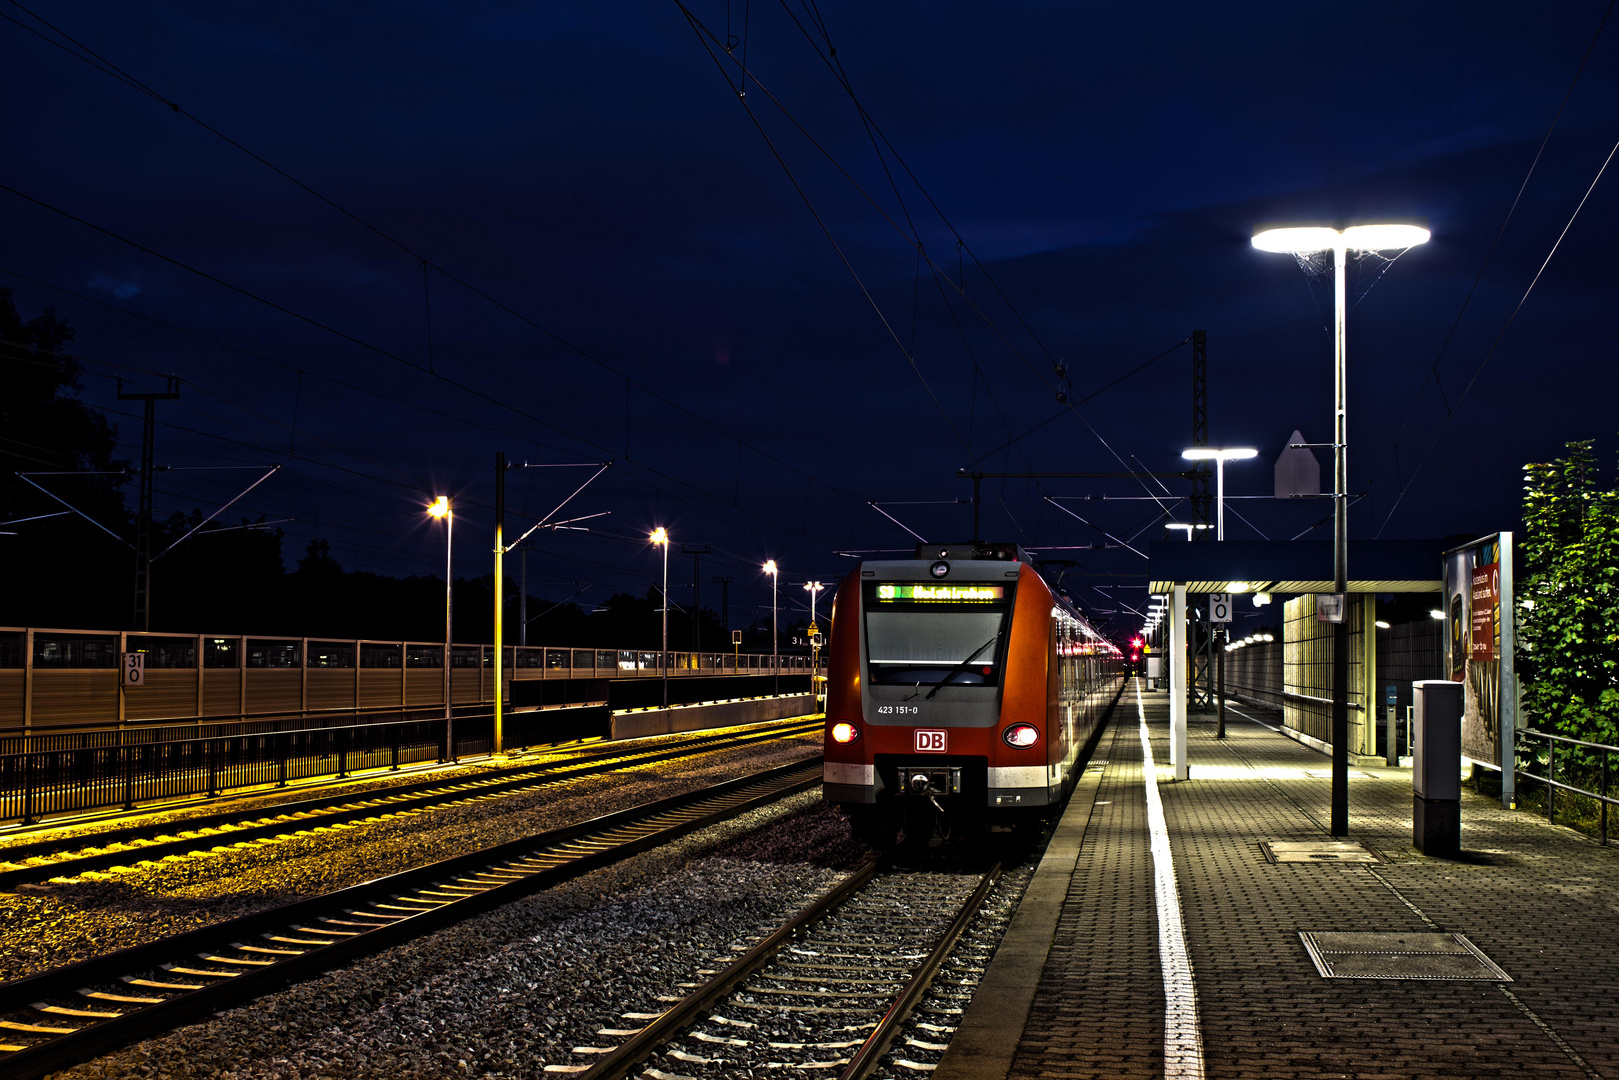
[938,680,1619,1080]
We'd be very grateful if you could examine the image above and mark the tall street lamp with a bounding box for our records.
[1253,221,1429,835]
[803,580,824,629]
[427,496,455,762]
[803,579,825,698]
[651,527,669,709]
[1181,447,1257,541]
[763,560,779,695]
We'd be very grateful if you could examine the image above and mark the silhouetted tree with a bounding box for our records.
[0,288,132,628]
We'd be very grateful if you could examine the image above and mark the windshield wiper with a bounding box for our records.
[923,633,1001,700]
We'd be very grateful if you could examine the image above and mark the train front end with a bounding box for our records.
[822,543,1079,843]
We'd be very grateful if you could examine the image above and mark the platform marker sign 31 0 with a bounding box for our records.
[1209,593,1233,623]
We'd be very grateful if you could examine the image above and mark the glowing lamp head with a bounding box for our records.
[426,496,449,519]
[830,721,860,744]
[1341,223,1430,251]
[1002,723,1040,749]
[1250,226,1342,254]
[763,559,778,576]
[650,527,668,546]
[1181,447,1258,462]
[1252,222,1429,254]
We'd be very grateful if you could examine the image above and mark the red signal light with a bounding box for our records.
[830,721,860,744]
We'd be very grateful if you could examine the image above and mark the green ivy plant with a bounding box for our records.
[1518,440,1619,749]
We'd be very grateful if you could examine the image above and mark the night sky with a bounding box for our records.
[5,0,1617,639]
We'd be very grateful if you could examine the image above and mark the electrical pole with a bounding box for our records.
[683,544,710,656]
[711,576,732,633]
[117,376,180,632]
[519,545,527,648]
[494,451,506,754]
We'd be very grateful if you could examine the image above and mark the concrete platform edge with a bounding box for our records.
[932,734,1112,1080]
[608,694,817,739]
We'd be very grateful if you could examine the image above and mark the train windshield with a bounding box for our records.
[863,581,1015,687]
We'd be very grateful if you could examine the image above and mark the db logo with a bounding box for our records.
[914,729,947,753]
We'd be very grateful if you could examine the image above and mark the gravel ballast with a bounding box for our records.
[0,733,820,981]
[42,794,871,1080]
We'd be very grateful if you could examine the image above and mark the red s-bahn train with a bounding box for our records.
[822,542,1126,844]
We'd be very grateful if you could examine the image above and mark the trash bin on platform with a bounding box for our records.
[1413,679,1462,856]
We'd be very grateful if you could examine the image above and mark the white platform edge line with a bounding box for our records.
[1138,681,1205,1079]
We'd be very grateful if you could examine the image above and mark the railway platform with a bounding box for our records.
[937,680,1619,1080]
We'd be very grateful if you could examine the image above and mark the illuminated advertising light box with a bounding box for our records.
[874,584,1004,602]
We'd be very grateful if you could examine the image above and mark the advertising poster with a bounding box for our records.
[1441,536,1513,767]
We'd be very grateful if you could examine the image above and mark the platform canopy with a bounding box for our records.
[1146,540,1442,595]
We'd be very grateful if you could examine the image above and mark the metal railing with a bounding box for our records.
[0,708,565,825]
[1515,728,1617,846]
[0,624,812,731]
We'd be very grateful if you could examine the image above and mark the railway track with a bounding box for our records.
[0,719,822,888]
[563,856,1003,1080]
[0,756,823,1079]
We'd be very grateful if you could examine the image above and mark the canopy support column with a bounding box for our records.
[1170,583,1188,781]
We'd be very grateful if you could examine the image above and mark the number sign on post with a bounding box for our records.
[1209,593,1233,623]
[123,652,145,687]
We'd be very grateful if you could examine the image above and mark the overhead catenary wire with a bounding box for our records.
[679,1,1167,501]
[0,1,856,512]
[673,0,972,456]
[1364,0,1616,502]
[678,0,1179,560]
[1374,130,1619,536]
[0,24,883,608]
[9,1,1144,611]
[0,264,866,557]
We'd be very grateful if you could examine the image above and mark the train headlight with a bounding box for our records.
[1002,723,1040,749]
[830,721,861,744]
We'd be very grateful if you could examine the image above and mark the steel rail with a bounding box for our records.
[838,862,1003,1080]
[575,859,1003,1080]
[1,716,822,850]
[575,856,886,1080]
[0,756,823,1079]
[0,719,821,886]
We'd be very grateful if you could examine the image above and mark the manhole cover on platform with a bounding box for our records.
[1262,840,1381,864]
[1300,932,1511,981]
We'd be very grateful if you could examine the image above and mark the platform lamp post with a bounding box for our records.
[1180,448,1257,541]
[804,580,825,698]
[1181,447,1256,739]
[1253,222,1429,836]
[763,560,779,695]
[651,527,670,709]
[427,496,455,762]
